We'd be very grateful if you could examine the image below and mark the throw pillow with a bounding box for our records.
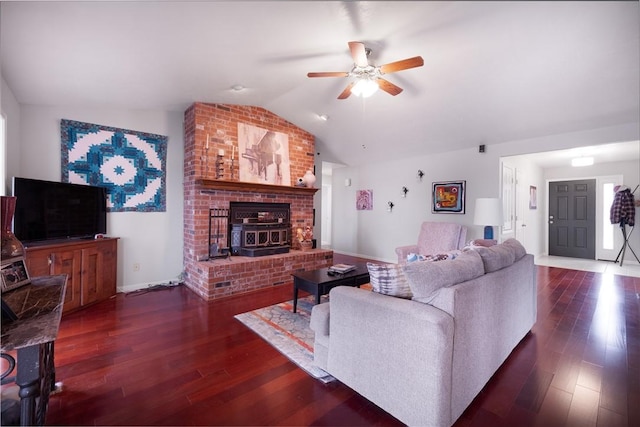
[403,250,484,304]
[367,262,413,299]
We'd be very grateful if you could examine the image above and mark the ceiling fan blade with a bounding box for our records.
[338,82,355,99]
[377,78,403,96]
[380,56,424,74]
[307,71,349,78]
[348,41,368,67]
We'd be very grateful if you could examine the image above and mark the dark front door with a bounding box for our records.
[548,179,596,259]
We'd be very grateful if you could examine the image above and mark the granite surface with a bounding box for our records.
[1,275,67,351]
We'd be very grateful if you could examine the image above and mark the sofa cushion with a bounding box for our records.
[310,302,330,336]
[367,262,413,299]
[473,241,520,273]
[502,238,527,261]
[403,250,484,304]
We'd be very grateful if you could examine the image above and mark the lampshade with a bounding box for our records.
[473,198,503,226]
[351,78,379,98]
[474,198,503,239]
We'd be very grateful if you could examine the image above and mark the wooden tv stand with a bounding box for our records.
[24,237,118,314]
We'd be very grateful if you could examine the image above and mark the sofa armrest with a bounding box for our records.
[395,244,419,264]
[327,286,454,427]
[310,302,330,336]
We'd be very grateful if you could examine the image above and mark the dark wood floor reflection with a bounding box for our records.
[45,254,639,426]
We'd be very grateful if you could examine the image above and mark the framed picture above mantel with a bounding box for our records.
[432,180,466,214]
[237,123,291,186]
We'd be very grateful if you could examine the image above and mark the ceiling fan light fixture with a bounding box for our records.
[351,78,379,98]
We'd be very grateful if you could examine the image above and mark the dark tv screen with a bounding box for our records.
[12,177,107,244]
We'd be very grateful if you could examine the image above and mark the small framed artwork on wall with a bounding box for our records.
[356,189,373,210]
[529,186,537,209]
[432,180,466,214]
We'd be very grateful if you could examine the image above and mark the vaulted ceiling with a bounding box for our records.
[1,1,638,167]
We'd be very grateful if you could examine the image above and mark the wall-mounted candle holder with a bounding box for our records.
[387,201,395,212]
[417,170,425,181]
[402,186,409,197]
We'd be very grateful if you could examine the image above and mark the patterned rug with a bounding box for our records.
[234,295,335,383]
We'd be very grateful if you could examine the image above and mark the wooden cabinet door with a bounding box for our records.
[98,239,118,301]
[25,247,54,277]
[24,238,118,314]
[51,249,82,312]
[81,246,102,306]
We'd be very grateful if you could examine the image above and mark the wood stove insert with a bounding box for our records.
[229,202,291,257]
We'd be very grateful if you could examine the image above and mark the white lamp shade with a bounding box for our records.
[473,198,503,226]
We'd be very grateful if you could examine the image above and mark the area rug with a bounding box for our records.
[234,295,335,383]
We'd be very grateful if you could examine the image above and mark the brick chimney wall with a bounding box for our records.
[183,103,322,299]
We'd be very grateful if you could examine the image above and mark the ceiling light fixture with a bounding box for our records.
[231,84,245,92]
[351,78,379,98]
[571,156,594,167]
[318,114,329,121]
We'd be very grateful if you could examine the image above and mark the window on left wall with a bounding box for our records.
[0,114,6,196]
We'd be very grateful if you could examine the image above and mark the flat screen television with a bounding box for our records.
[12,177,108,244]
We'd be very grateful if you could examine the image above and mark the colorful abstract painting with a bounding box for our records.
[432,180,466,214]
[61,119,167,212]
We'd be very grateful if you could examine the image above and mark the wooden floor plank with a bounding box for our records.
[38,256,639,426]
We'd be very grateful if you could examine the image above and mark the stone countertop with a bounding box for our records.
[1,275,67,351]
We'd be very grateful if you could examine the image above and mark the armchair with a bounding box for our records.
[395,221,467,263]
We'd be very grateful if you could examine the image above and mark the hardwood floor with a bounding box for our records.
[39,254,639,426]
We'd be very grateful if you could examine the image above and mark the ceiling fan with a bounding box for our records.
[307,41,424,99]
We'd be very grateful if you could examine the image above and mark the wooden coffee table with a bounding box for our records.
[291,263,370,313]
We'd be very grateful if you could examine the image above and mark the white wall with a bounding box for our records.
[500,156,545,257]
[325,122,639,263]
[1,76,21,196]
[329,145,503,263]
[15,105,185,292]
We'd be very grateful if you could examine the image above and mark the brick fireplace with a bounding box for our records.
[182,103,332,300]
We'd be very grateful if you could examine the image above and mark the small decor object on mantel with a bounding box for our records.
[303,170,316,188]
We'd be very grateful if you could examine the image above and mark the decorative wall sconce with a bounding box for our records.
[401,186,409,197]
[417,170,425,181]
[387,201,395,212]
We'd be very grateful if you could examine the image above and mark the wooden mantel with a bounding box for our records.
[195,179,319,195]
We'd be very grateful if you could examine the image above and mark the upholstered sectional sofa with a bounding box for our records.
[310,239,536,427]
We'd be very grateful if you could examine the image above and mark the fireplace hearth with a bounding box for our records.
[229,202,291,257]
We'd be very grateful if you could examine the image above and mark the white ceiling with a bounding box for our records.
[1,1,639,167]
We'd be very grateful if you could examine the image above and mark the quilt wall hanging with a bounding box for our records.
[61,119,167,212]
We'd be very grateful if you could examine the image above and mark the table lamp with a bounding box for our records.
[473,198,503,240]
